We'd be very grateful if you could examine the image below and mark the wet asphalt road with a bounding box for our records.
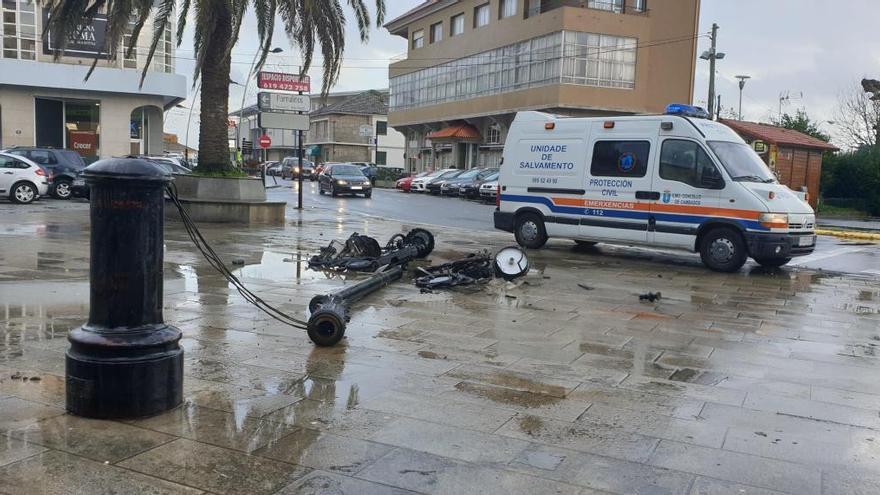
[267,178,880,277]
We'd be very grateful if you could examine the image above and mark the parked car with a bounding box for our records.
[441,168,497,196]
[427,169,465,195]
[318,163,372,197]
[479,179,499,203]
[358,164,378,185]
[459,171,499,199]
[411,168,456,193]
[124,155,192,175]
[396,172,425,192]
[2,147,86,199]
[281,157,315,180]
[0,152,50,204]
[265,161,282,176]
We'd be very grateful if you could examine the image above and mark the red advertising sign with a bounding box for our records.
[68,130,98,156]
[257,71,311,92]
[259,135,272,149]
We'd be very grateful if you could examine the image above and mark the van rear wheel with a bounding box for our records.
[699,227,747,272]
[514,213,548,249]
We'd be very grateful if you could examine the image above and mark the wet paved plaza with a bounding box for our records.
[1,199,880,494]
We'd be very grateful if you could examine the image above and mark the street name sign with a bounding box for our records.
[258,112,310,131]
[258,92,311,113]
[257,72,311,92]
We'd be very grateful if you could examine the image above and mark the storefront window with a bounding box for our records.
[35,98,100,158]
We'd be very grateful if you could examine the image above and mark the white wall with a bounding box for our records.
[374,115,405,167]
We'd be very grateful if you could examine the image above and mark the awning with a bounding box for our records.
[427,123,482,141]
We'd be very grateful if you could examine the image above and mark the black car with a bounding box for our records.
[3,147,86,199]
[426,169,464,195]
[281,157,315,180]
[318,163,372,198]
[460,171,499,199]
[440,168,497,196]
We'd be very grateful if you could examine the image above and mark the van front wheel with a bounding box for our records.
[699,227,747,272]
[514,213,548,249]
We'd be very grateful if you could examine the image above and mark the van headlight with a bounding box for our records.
[759,213,789,229]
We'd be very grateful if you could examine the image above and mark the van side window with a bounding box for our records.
[590,141,650,178]
[660,140,724,190]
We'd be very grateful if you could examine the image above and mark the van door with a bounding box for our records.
[580,132,654,243]
[650,138,725,248]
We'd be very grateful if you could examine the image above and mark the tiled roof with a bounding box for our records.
[310,90,388,117]
[427,123,481,140]
[720,119,839,151]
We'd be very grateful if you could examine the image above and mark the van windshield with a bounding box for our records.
[707,141,776,183]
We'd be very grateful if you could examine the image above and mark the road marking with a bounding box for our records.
[788,246,867,266]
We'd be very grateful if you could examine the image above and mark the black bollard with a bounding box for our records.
[66,158,183,418]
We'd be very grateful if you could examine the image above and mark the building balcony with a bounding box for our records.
[526,0,649,18]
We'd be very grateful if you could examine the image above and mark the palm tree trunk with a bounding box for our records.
[196,4,233,173]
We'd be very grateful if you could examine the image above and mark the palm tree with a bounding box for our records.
[42,0,385,173]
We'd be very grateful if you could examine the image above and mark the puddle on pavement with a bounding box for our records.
[454,381,562,408]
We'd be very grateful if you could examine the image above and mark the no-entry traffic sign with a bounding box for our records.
[259,135,272,149]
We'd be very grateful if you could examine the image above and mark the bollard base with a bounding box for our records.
[65,324,183,419]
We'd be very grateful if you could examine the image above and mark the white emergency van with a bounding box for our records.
[493,105,817,272]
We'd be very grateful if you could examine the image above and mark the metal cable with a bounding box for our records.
[166,182,308,330]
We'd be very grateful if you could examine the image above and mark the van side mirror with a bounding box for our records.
[701,174,724,189]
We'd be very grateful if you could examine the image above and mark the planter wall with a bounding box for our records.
[167,175,284,224]
[173,175,267,202]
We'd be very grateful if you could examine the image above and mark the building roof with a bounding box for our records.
[427,123,481,141]
[720,119,839,151]
[310,90,388,117]
[384,0,458,36]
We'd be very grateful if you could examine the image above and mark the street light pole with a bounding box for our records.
[700,23,725,120]
[735,75,751,121]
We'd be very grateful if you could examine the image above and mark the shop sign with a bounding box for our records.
[68,131,98,156]
[43,10,110,59]
[257,72,311,92]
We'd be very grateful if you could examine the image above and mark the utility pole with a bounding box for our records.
[700,23,725,120]
[297,65,304,210]
[735,75,751,120]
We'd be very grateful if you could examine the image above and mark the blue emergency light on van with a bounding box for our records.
[665,103,710,119]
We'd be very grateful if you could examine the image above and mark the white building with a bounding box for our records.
[0,2,186,160]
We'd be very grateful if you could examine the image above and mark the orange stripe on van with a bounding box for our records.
[549,197,761,220]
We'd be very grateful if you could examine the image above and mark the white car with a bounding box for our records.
[479,180,499,202]
[0,152,49,204]
[410,168,456,193]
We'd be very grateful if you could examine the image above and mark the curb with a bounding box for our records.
[816,229,880,241]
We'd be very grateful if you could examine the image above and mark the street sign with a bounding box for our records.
[359,124,373,137]
[259,135,272,149]
[258,92,311,113]
[257,71,311,92]
[258,112,310,131]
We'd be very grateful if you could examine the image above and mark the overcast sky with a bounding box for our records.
[164,1,880,148]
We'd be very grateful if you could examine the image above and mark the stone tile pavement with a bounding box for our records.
[1,201,879,494]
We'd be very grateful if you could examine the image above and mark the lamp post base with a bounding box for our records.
[65,324,183,419]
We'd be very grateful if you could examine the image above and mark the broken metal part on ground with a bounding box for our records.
[414,246,530,290]
[308,229,435,272]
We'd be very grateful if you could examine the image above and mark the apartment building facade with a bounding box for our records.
[0,1,186,159]
[385,0,700,172]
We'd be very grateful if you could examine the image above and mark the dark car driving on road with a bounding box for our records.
[318,163,372,198]
[2,147,86,199]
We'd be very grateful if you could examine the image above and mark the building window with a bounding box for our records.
[588,0,624,13]
[35,98,101,158]
[486,125,501,144]
[450,13,464,36]
[590,141,650,178]
[525,0,542,18]
[123,23,137,69]
[660,140,724,189]
[500,0,516,19]
[474,4,490,28]
[633,0,647,12]
[412,29,424,49]
[376,121,387,136]
[389,30,635,112]
[430,22,443,43]
[376,151,387,165]
[562,31,637,89]
[2,0,36,60]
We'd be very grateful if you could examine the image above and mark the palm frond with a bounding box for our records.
[347,0,370,42]
[138,0,177,87]
[177,0,192,47]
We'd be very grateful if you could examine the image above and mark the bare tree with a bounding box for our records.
[834,79,880,151]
